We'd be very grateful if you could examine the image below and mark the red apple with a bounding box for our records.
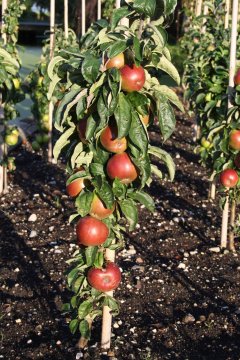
[90,194,115,220]
[234,69,240,86]
[120,64,145,92]
[87,262,121,292]
[106,53,125,70]
[220,169,239,188]
[100,124,127,153]
[66,178,85,197]
[106,152,138,184]
[229,129,240,150]
[76,216,109,246]
[234,153,240,168]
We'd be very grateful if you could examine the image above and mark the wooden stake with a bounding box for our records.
[225,0,230,29]
[64,0,69,39]
[101,248,115,351]
[48,0,55,162]
[221,0,239,249]
[209,178,216,200]
[82,0,86,35]
[221,195,229,248]
[229,199,236,251]
[97,0,101,20]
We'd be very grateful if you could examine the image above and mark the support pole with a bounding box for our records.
[229,199,236,251]
[64,0,69,40]
[202,4,208,33]
[82,0,86,36]
[220,0,239,249]
[101,248,115,351]
[48,0,55,162]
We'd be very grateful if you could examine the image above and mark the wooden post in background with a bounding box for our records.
[64,0,69,39]
[221,0,239,249]
[202,3,208,33]
[82,0,86,35]
[195,0,203,16]
[48,0,55,162]
[97,0,101,20]
[225,0,230,29]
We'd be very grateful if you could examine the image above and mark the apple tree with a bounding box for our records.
[48,0,182,343]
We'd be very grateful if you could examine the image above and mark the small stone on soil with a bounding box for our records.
[29,230,37,238]
[28,213,37,222]
[209,247,220,253]
[182,314,195,324]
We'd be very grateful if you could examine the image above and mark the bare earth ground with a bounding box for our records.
[0,112,240,360]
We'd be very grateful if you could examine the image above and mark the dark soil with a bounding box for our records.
[1,111,240,360]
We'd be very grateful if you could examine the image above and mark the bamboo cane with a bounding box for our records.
[82,0,86,35]
[97,0,101,20]
[48,0,55,162]
[64,0,69,40]
[221,0,239,249]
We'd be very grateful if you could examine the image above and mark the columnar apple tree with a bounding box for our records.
[0,0,25,192]
[48,0,182,341]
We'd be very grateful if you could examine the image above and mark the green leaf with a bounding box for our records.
[67,267,79,287]
[75,191,94,217]
[133,0,156,17]
[69,319,79,334]
[112,178,127,199]
[71,142,83,169]
[79,320,91,339]
[119,199,138,231]
[154,86,184,112]
[47,55,65,80]
[126,92,149,108]
[78,300,93,319]
[129,112,148,153]
[153,54,180,85]
[103,295,119,315]
[93,178,115,208]
[127,190,155,212]
[73,276,85,293]
[89,163,105,176]
[114,93,132,138]
[162,0,177,15]
[155,94,176,141]
[93,251,104,268]
[148,146,175,180]
[53,126,75,161]
[55,88,87,130]
[81,54,100,84]
[85,247,98,266]
[111,7,130,30]
[108,40,128,59]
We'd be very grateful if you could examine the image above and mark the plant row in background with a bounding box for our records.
[0,0,25,187]
[181,0,240,249]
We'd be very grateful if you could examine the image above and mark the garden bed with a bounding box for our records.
[0,112,240,360]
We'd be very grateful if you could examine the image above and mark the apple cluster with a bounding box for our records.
[66,53,147,292]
